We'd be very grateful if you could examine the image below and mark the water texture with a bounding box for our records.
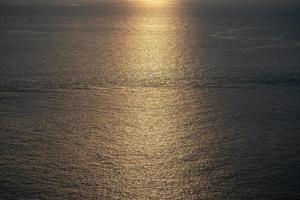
[0,1,300,199]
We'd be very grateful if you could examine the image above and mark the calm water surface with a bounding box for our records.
[0,1,300,199]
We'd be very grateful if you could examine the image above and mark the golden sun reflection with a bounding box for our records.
[135,0,171,7]
[110,88,199,199]
[113,5,181,82]
[95,5,205,199]
[71,3,214,199]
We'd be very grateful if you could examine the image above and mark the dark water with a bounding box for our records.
[0,1,300,199]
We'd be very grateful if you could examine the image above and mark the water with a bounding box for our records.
[0,1,300,199]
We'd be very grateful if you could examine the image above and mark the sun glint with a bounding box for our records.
[138,0,170,7]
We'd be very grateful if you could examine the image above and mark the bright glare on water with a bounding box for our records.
[0,1,300,199]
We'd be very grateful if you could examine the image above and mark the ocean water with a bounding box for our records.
[0,1,300,199]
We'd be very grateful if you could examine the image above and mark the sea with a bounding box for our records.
[0,0,300,199]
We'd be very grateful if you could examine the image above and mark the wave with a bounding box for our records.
[1,73,299,94]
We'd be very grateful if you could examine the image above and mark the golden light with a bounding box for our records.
[136,0,170,7]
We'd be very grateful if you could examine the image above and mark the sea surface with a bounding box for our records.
[0,1,300,199]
